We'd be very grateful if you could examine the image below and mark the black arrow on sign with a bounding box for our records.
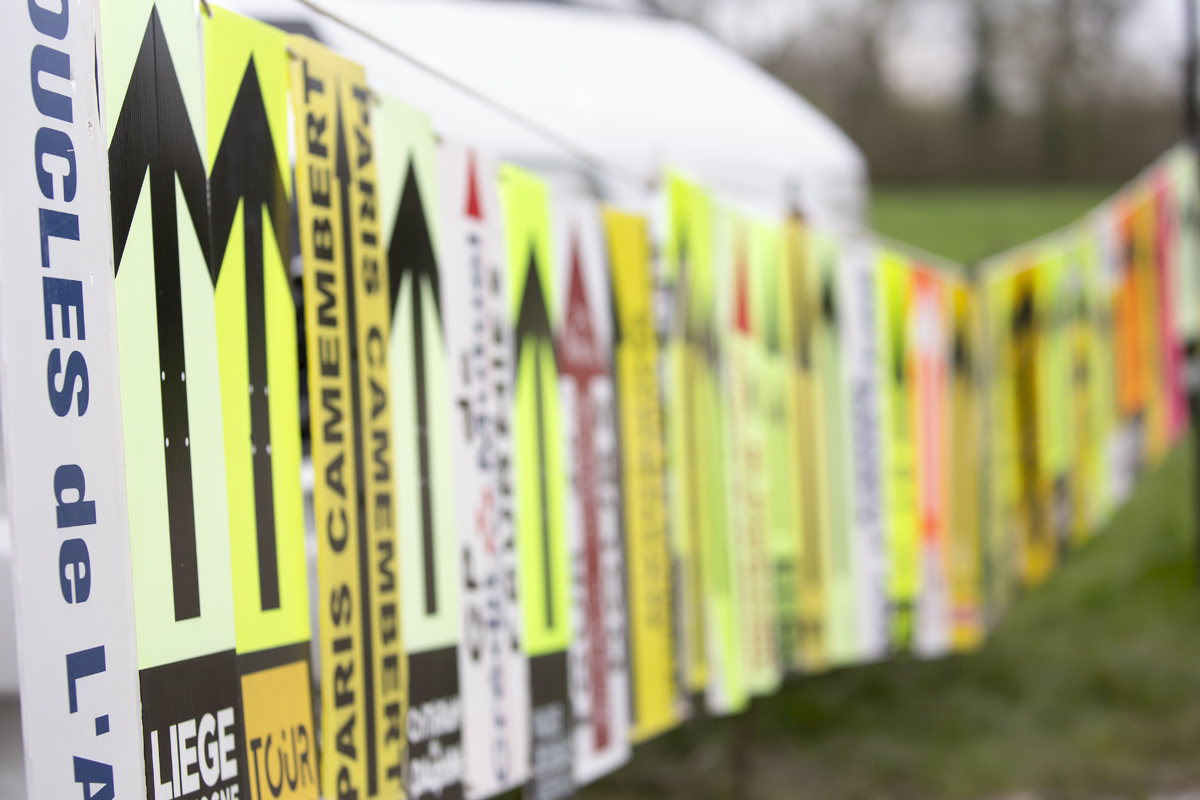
[387,161,443,617]
[672,240,722,596]
[109,8,212,623]
[514,249,557,631]
[209,57,291,612]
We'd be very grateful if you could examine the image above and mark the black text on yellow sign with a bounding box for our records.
[289,35,405,800]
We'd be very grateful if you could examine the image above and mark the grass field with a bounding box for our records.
[581,443,1200,800]
[870,184,1119,265]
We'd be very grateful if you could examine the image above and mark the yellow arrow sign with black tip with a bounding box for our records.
[205,10,317,800]
[663,173,727,713]
[499,164,574,800]
[876,249,918,653]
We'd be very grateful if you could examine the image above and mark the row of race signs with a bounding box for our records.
[2,2,1198,800]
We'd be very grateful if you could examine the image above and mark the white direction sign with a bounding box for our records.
[0,0,144,798]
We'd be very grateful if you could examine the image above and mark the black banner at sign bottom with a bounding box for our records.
[526,651,573,800]
[408,646,464,800]
[140,649,247,800]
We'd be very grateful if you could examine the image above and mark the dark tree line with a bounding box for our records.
[614,0,1186,183]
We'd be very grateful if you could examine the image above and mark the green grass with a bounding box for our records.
[870,185,1119,266]
[581,443,1200,800]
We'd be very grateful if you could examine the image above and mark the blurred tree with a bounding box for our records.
[1030,0,1135,177]
[966,0,998,126]
[587,0,1179,183]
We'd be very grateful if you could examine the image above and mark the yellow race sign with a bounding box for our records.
[289,35,405,800]
[947,284,984,652]
[982,269,1020,613]
[605,208,686,741]
[784,216,830,671]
